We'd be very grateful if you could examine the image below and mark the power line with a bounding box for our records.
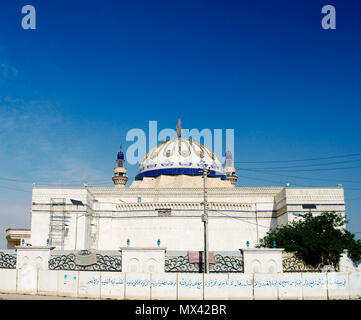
[236,168,361,184]
[238,165,361,173]
[212,209,271,229]
[0,175,111,185]
[346,196,361,201]
[236,174,297,186]
[0,185,31,193]
[236,158,361,170]
[234,153,361,164]
[0,176,33,183]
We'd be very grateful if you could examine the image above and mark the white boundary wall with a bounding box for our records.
[0,270,360,300]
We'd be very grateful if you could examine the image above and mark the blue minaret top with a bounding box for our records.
[117,146,124,160]
[117,146,125,167]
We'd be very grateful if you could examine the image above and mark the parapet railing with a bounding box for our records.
[165,252,244,273]
[0,251,17,269]
[48,250,122,272]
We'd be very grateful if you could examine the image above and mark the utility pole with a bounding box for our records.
[255,202,259,246]
[201,166,209,273]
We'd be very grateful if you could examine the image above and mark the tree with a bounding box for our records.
[257,212,361,268]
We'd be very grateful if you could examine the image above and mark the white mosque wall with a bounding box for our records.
[92,192,278,251]
[95,216,272,251]
[75,214,89,250]
[151,273,177,300]
[78,271,102,298]
[301,273,328,300]
[227,273,253,300]
[284,187,344,202]
[16,246,52,270]
[15,246,52,295]
[28,187,346,251]
[31,188,90,249]
[349,272,361,299]
[31,210,89,250]
[121,247,165,273]
[327,272,350,299]
[178,273,203,300]
[125,272,151,299]
[1,270,360,300]
[278,273,303,300]
[58,270,79,297]
[30,211,51,247]
[253,273,279,300]
[283,188,345,225]
[98,217,205,250]
[275,187,345,226]
[204,273,229,300]
[100,272,125,299]
[243,248,284,273]
[17,265,38,294]
[0,269,17,293]
[31,188,89,208]
[38,269,58,296]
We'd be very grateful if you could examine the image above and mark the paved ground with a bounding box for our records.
[0,293,94,300]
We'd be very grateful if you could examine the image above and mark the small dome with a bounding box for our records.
[135,138,226,180]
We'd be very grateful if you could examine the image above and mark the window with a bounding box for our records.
[157,208,171,216]
[302,204,317,209]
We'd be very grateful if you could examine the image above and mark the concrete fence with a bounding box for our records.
[0,269,360,300]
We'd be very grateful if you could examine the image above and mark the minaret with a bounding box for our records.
[112,146,128,187]
[224,150,238,185]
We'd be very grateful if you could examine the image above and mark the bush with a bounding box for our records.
[257,212,361,268]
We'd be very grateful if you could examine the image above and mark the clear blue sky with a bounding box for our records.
[0,0,360,248]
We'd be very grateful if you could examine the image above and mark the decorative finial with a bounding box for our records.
[176,118,183,138]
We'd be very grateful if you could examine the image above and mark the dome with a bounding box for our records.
[135,138,226,180]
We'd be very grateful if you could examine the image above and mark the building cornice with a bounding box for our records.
[6,229,31,240]
[87,186,284,197]
[114,201,253,211]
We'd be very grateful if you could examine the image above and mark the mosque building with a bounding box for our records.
[8,125,345,252]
